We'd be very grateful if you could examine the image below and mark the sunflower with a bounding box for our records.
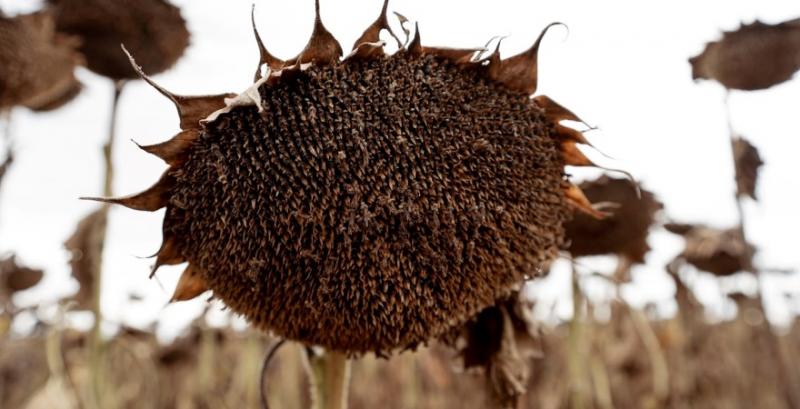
[0,11,82,111]
[47,0,189,80]
[690,18,800,91]
[564,176,661,273]
[89,0,603,354]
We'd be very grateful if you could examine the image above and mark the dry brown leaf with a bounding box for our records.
[733,137,763,200]
[441,293,543,408]
[690,18,800,90]
[64,207,107,309]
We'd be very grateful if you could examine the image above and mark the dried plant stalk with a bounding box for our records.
[87,80,125,409]
[307,350,351,409]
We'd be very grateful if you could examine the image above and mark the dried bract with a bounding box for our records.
[564,176,661,264]
[441,293,542,408]
[92,0,604,353]
[48,0,189,80]
[665,223,754,276]
[0,11,83,110]
[733,137,763,200]
[689,18,800,90]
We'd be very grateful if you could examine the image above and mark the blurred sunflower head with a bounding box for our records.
[0,10,83,111]
[689,18,800,90]
[564,176,661,264]
[48,0,189,80]
[665,223,754,276]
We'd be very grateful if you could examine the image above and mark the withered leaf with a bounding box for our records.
[64,207,108,309]
[733,137,763,200]
[441,293,542,408]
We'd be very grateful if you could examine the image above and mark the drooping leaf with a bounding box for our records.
[64,207,107,309]
[732,137,763,200]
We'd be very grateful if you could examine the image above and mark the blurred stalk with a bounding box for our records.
[723,93,800,408]
[630,309,669,403]
[1,110,14,228]
[198,326,216,403]
[568,262,588,409]
[243,332,262,408]
[308,349,351,409]
[722,93,756,294]
[89,80,126,409]
[47,306,84,409]
[589,355,613,409]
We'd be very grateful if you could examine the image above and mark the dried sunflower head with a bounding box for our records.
[47,0,189,80]
[689,18,800,90]
[665,223,754,276]
[564,176,661,263]
[0,11,83,110]
[91,1,604,354]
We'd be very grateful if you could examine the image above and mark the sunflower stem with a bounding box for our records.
[308,349,351,409]
[722,93,755,292]
[88,80,125,409]
[568,261,588,409]
[723,93,800,408]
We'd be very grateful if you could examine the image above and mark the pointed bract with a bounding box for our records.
[561,140,595,167]
[251,5,285,80]
[135,129,199,166]
[533,95,589,126]
[295,0,343,65]
[565,184,607,218]
[408,23,422,55]
[553,124,591,145]
[81,171,174,211]
[152,235,185,274]
[487,22,564,95]
[170,264,208,302]
[122,45,234,130]
[353,0,402,50]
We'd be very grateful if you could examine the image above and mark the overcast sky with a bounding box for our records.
[1,0,798,338]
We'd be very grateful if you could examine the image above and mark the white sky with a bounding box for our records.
[1,0,798,338]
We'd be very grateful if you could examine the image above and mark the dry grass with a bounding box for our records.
[2,291,798,409]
